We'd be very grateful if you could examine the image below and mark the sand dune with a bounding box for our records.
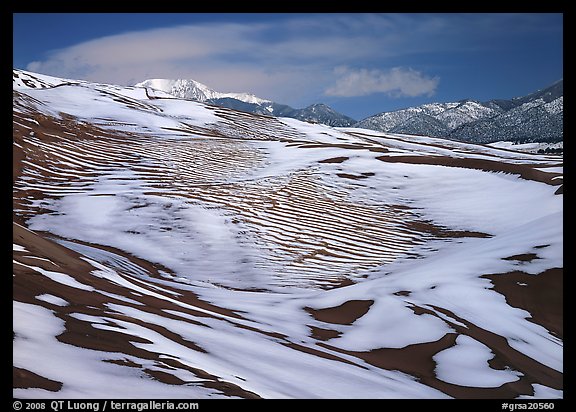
[13,69,563,399]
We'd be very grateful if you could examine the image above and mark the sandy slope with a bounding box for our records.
[13,69,563,399]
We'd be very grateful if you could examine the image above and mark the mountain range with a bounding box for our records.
[356,80,563,144]
[135,78,357,127]
[137,77,562,144]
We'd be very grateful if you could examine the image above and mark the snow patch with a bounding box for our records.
[36,294,69,307]
[433,335,522,387]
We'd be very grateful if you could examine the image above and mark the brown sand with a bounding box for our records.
[483,268,563,339]
[13,367,63,392]
[305,300,374,325]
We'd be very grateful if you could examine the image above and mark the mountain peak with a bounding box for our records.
[134,78,272,105]
[511,79,563,105]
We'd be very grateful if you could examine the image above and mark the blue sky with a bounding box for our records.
[13,13,563,120]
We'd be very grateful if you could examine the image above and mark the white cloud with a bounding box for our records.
[25,21,335,104]
[23,15,445,105]
[325,67,440,98]
[26,24,259,82]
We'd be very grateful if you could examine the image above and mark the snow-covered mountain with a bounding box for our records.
[135,78,272,105]
[135,78,356,127]
[355,80,563,144]
[13,68,563,399]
